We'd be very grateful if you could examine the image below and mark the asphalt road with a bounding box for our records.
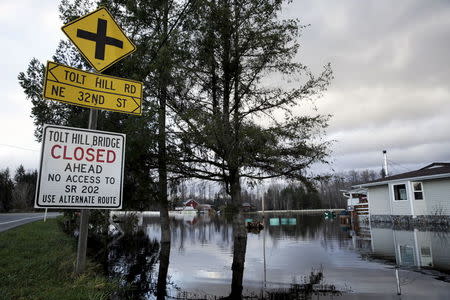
[0,212,61,232]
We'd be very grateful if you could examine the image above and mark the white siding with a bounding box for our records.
[367,177,450,216]
[391,199,411,215]
[390,182,412,215]
[423,178,450,216]
[368,185,390,215]
[411,181,427,215]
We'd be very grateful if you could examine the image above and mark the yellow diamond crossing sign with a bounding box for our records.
[62,7,136,72]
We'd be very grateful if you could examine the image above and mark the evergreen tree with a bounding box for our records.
[171,0,333,207]
[13,165,38,209]
[0,169,14,212]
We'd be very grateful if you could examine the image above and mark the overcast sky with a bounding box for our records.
[1,0,449,176]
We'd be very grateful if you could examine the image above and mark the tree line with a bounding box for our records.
[258,169,380,210]
[0,166,37,212]
[0,164,379,213]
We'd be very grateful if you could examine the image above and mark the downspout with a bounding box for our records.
[384,151,394,221]
[388,184,394,221]
[408,181,416,218]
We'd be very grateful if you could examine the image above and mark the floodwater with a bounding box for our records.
[106,213,450,299]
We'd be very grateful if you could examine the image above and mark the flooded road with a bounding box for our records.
[106,213,450,299]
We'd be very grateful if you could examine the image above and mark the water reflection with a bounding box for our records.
[107,213,450,299]
[229,215,248,299]
[107,230,160,299]
[364,226,450,272]
[156,240,170,299]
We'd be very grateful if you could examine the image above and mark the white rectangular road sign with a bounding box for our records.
[35,124,125,209]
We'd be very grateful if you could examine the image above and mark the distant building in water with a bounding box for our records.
[355,163,450,223]
[184,199,199,209]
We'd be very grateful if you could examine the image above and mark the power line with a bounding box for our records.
[387,159,412,173]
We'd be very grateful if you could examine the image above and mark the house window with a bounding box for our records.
[412,182,423,200]
[393,184,408,201]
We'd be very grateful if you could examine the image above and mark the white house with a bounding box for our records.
[355,163,450,223]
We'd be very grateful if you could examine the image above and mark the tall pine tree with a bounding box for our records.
[171,0,333,207]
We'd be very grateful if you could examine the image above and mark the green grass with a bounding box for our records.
[0,218,115,300]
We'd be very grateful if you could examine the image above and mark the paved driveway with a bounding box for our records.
[0,212,61,232]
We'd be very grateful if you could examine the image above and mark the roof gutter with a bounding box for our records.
[353,173,450,188]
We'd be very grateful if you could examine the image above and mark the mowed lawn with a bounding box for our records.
[0,218,115,300]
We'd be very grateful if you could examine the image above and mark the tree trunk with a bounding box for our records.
[156,238,171,299]
[158,0,171,245]
[229,213,247,299]
[229,169,241,208]
[156,1,172,296]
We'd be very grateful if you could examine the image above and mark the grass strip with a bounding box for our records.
[0,218,115,300]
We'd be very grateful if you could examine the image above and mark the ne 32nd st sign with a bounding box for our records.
[35,124,125,209]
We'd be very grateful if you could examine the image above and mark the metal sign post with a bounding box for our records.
[35,120,126,274]
[75,108,97,274]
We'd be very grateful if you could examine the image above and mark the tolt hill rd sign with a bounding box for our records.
[44,61,142,115]
[35,125,125,209]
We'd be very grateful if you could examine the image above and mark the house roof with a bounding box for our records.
[356,162,450,187]
[184,199,199,205]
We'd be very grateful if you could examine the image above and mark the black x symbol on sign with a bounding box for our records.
[76,18,123,60]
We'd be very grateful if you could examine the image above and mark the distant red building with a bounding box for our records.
[184,199,199,209]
